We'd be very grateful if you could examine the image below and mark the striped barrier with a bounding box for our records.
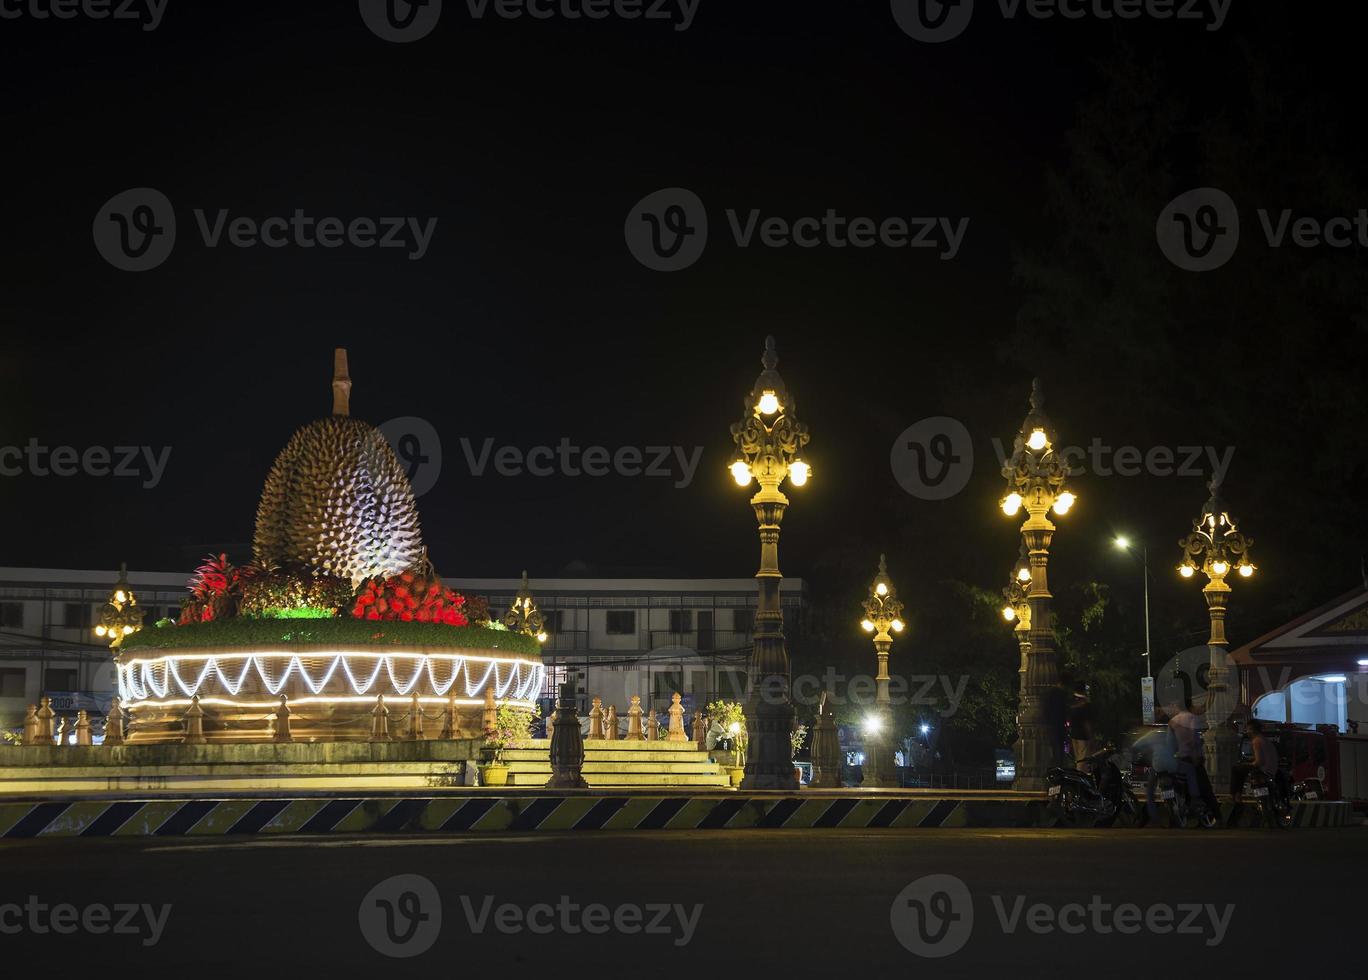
[0,796,1351,838]
[0,795,1053,837]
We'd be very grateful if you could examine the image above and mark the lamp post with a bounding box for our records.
[1114,536,1155,723]
[999,379,1075,791]
[1001,542,1033,698]
[503,570,549,644]
[95,563,143,650]
[860,554,905,788]
[1177,479,1255,793]
[729,336,810,790]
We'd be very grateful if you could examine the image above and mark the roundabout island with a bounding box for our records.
[109,348,544,747]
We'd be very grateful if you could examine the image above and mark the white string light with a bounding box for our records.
[118,650,544,705]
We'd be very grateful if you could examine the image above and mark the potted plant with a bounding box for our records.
[707,699,746,787]
[791,723,808,785]
[478,704,533,787]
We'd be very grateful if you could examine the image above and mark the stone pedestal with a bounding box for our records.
[546,681,589,789]
[810,693,842,788]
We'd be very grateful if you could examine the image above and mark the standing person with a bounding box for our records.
[1169,705,1220,822]
[1067,682,1094,768]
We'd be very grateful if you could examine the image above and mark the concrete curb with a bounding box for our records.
[0,795,1353,837]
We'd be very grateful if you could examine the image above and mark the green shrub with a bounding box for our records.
[120,616,542,656]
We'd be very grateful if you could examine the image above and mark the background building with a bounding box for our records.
[0,567,806,735]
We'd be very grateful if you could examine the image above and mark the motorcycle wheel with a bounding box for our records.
[1167,796,1186,830]
[1050,786,1081,828]
[1263,795,1292,830]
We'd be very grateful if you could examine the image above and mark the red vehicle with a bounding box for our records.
[1264,724,1368,810]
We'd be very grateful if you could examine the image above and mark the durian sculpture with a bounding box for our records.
[253,349,424,587]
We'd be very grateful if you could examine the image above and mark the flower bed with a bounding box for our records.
[120,617,541,656]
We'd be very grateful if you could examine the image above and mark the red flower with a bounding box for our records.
[366,610,381,621]
[400,611,413,622]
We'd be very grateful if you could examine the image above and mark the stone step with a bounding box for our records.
[502,761,724,775]
[507,771,731,787]
[509,739,704,752]
[500,749,716,764]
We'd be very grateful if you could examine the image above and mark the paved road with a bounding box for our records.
[2,828,1359,976]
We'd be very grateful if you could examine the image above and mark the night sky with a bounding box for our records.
[2,1,1365,658]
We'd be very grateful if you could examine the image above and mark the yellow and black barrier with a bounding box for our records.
[0,795,1352,837]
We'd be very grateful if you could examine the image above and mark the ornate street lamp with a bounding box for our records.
[503,570,548,644]
[860,554,905,788]
[1177,478,1255,792]
[1001,542,1033,692]
[999,379,1075,790]
[729,336,810,790]
[95,563,143,650]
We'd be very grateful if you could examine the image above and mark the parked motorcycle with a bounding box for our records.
[1151,768,1218,829]
[1241,769,1294,829]
[1046,745,1143,828]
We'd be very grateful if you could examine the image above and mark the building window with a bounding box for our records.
[605,610,636,635]
[733,609,753,634]
[668,610,693,633]
[0,602,22,629]
[0,668,25,698]
[63,603,92,629]
[44,668,78,692]
[543,610,564,634]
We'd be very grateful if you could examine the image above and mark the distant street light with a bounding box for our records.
[859,555,903,788]
[1112,536,1153,679]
